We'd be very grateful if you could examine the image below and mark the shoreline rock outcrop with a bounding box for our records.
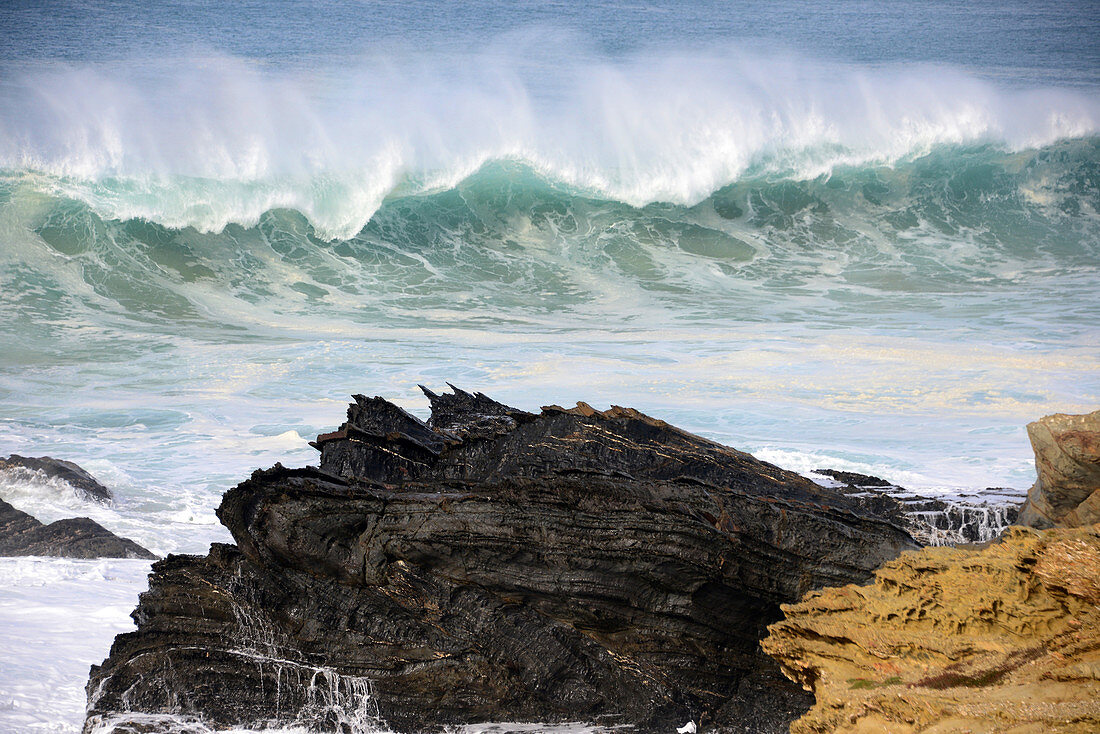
[1018,410,1100,529]
[761,523,1100,733]
[85,387,917,733]
[0,498,155,559]
[812,469,1019,545]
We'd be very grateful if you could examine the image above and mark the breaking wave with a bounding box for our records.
[1,47,1097,239]
[2,137,1098,338]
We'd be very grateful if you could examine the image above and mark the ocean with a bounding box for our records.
[1,1,1098,731]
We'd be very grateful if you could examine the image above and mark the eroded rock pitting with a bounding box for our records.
[761,523,1100,733]
[85,387,917,733]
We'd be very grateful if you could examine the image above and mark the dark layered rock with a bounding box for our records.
[0,498,155,559]
[0,454,113,502]
[1018,409,1100,529]
[813,469,1019,546]
[86,388,918,733]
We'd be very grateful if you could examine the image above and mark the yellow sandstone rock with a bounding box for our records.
[761,524,1100,733]
[1018,410,1100,529]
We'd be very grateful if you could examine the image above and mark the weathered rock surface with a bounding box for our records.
[813,469,1019,545]
[0,454,113,502]
[1018,410,1100,529]
[761,523,1100,733]
[86,387,917,733]
[0,498,155,559]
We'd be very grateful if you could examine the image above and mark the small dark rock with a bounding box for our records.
[814,469,893,487]
[0,498,155,559]
[0,454,113,502]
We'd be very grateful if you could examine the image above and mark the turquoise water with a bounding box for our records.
[1,2,1099,731]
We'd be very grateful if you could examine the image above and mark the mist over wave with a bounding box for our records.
[2,45,1098,239]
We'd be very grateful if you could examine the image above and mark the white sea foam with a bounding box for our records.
[0,458,228,557]
[0,558,151,734]
[0,466,93,517]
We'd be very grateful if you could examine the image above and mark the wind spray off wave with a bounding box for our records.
[2,47,1098,239]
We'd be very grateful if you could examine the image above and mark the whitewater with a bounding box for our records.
[1,0,1099,731]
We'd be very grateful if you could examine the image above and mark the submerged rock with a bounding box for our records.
[85,387,917,733]
[0,498,154,559]
[1018,409,1100,529]
[0,454,113,503]
[813,469,1019,545]
[761,523,1100,733]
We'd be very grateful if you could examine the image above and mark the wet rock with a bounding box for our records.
[0,498,155,559]
[1018,409,1100,529]
[761,523,1100,733]
[0,454,113,502]
[86,388,917,733]
[813,469,1019,545]
[813,469,892,488]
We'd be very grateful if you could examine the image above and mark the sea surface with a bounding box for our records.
[1,1,1098,732]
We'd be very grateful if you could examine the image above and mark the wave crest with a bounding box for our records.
[2,48,1098,239]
